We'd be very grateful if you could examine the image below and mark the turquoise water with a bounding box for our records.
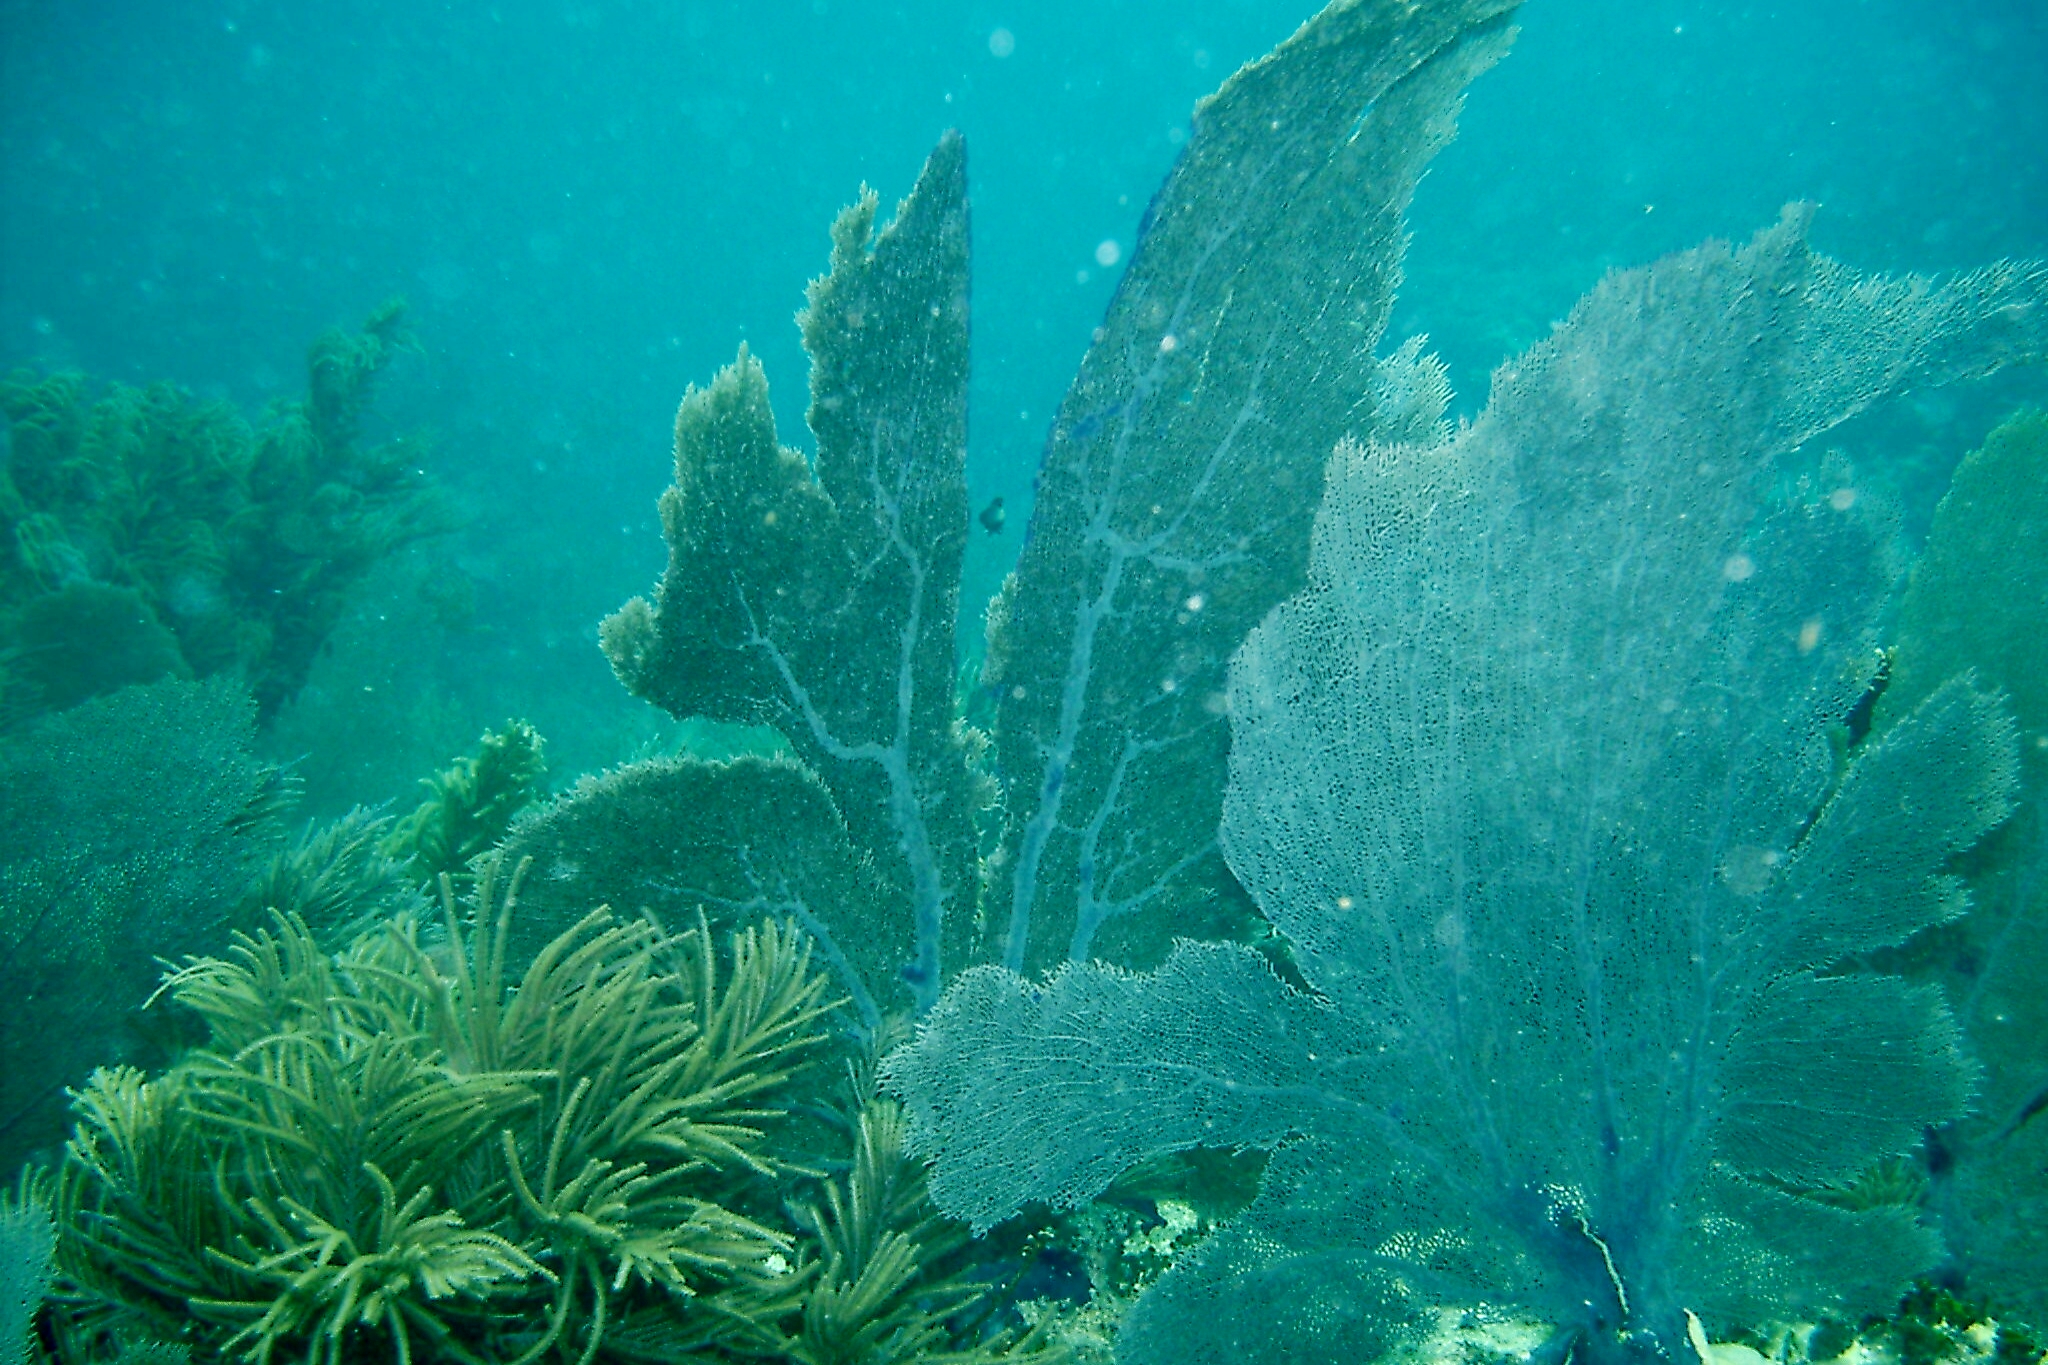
[3,1,2046,1359]
[5,2,2043,796]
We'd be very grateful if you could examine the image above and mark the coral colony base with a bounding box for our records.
[6,0,2048,1361]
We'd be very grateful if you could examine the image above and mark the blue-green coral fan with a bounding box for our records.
[891,203,2048,1361]
[573,0,2048,1357]
[594,0,1523,1023]
[14,0,2048,1360]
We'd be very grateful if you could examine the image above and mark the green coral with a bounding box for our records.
[0,677,280,1175]
[236,807,427,946]
[37,860,1063,1364]
[0,302,446,725]
[48,860,828,1361]
[759,1096,1057,1365]
[1877,410,2048,760]
[383,721,549,891]
[500,756,893,1036]
[1,1185,53,1365]
[1868,409,2048,1329]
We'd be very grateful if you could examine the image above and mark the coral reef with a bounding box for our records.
[0,303,447,726]
[383,721,550,891]
[1868,409,2048,1323]
[6,0,2045,1360]
[886,201,2048,1365]
[578,0,2048,1356]
[0,677,281,1174]
[35,860,1063,1364]
[598,0,1521,1026]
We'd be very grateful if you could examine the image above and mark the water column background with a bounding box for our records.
[2,0,2043,808]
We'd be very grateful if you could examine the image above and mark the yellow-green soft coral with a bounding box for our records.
[40,860,1067,1364]
[383,721,549,891]
[47,860,832,1363]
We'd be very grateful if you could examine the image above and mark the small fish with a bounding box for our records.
[978,496,1006,535]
